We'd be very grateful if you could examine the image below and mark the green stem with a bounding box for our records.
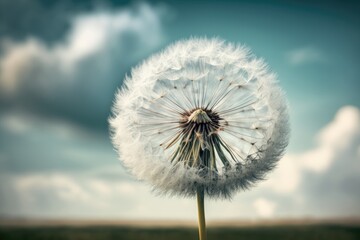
[197,187,207,240]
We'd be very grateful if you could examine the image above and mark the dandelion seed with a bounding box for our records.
[109,38,290,240]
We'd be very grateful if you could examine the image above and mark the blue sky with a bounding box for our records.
[0,0,359,220]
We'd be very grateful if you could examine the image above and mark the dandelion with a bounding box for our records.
[110,38,289,240]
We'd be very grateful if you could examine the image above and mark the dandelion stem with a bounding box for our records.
[197,187,207,240]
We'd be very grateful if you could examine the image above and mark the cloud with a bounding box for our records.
[0,111,124,175]
[0,110,147,218]
[263,106,360,195]
[1,173,135,217]
[299,107,360,216]
[253,198,276,218]
[0,172,197,219]
[262,154,301,193]
[15,174,91,203]
[286,47,323,65]
[255,105,360,217]
[0,112,29,134]
[1,106,359,219]
[0,3,165,129]
[0,111,89,138]
[301,106,360,172]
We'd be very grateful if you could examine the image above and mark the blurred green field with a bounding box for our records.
[0,225,360,240]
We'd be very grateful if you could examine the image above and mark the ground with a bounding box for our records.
[0,223,359,240]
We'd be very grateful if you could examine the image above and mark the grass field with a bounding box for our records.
[1,224,360,240]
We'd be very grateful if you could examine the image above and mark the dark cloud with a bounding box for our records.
[0,0,138,43]
[0,2,166,131]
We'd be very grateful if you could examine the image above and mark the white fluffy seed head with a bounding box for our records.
[110,38,290,199]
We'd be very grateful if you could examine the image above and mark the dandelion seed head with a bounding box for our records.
[110,38,290,199]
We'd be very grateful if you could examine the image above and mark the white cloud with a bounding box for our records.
[253,198,276,218]
[116,182,138,194]
[263,154,301,193]
[286,46,323,65]
[317,106,360,150]
[301,147,335,172]
[0,3,164,118]
[10,173,141,214]
[89,179,112,196]
[0,112,29,133]
[263,105,360,194]
[56,4,163,71]
[4,172,197,219]
[0,39,49,94]
[1,106,359,219]
[15,174,91,203]
[301,106,360,172]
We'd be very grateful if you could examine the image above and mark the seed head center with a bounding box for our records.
[188,109,212,123]
[164,107,233,171]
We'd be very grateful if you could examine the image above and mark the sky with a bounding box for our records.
[0,0,359,220]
